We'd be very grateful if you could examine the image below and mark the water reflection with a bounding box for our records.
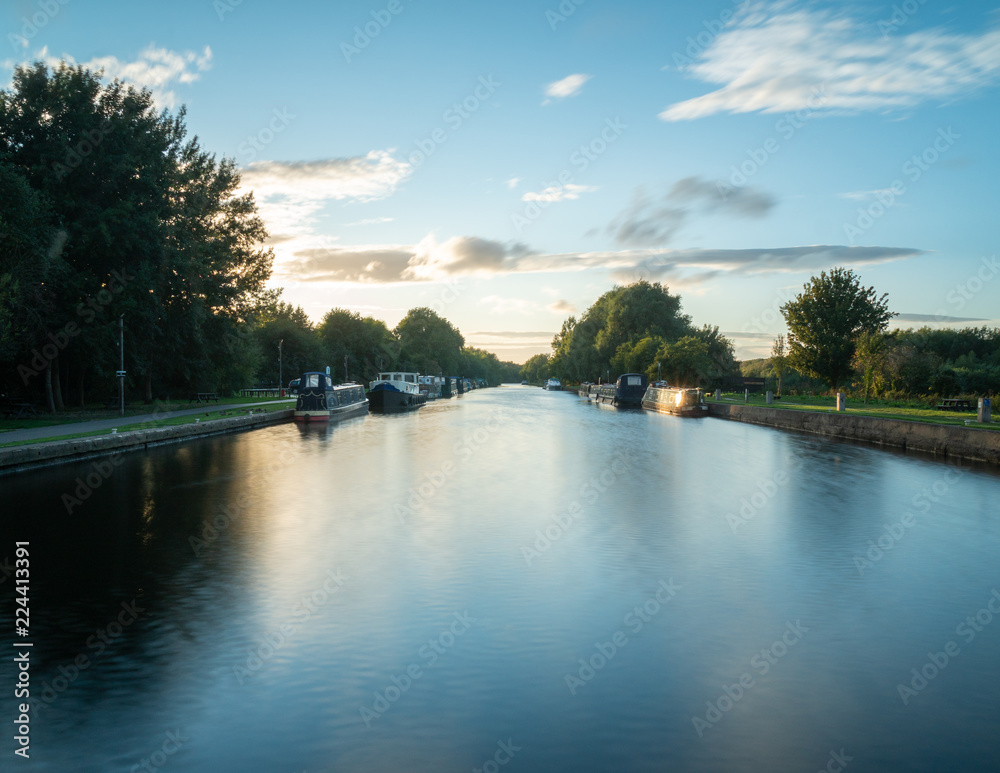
[1,386,999,772]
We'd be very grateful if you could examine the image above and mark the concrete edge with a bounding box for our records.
[706,403,999,465]
[0,410,294,475]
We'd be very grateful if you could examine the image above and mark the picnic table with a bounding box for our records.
[2,401,39,419]
[936,398,974,411]
[190,392,220,404]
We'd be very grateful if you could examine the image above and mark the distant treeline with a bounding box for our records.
[0,62,518,410]
[744,326,1000,399]
[521,280,741,387]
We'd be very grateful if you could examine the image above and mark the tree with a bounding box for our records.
[780,267,894,389]
[394,307,464,375]
[318,308,396,385]
[852,331,888,403]
[771,334,787,397]
[520,353,551,383]
[649,336,713,386]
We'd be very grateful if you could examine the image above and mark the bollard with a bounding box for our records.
[766,390,773,405]
[714,389,721,401]
[979,397,991,423]
[744,389,748,403]
[836,392,846,412]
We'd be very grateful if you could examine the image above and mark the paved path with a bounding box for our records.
[0,400,295,444]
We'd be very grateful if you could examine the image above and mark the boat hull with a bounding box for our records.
[368,386,428,412]
[294,398,369,423]
[641,386,708,417]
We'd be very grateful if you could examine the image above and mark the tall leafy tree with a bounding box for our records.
[394,307,464,375]
[318,308,396,384]
[771,334,787,397]
[780,267,894,389]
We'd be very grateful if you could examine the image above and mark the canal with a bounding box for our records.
[2,384,999,772]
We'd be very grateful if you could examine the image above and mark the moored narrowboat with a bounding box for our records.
[596,373,648,407]
[368,372,428,412]
[641,385,708,416]
[294,373,368,422]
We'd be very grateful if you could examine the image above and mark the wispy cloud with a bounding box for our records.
[607,176,775,247]
[506,177,520,189]
[278,232,923,286]
[543,73,591,103]
[5,45,213,108]
[548,299,576,314]
[893,313,988,323]
[522,183,598,203]
[239,151,412,239]
[661,3,1000,120]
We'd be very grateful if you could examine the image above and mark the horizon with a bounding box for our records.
[4,0,999,365]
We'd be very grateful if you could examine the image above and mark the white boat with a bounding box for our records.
[544,378,562,391]
[368,372,428,411]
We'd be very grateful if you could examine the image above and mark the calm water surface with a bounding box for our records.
[2,385,999,772]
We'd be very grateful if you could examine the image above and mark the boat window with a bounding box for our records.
[306,374,319,388]
[627,376,642,386]
[405,374,415,383]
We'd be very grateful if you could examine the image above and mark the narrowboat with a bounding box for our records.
[368,371,428,411]
[641,385,708,416]
[596,373,648,407]
[294,373,368,422]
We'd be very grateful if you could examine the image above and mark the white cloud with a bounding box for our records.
[239,151,412,241]
[9,45,213,108]
[279,233,923,286]
[480,296,537,315]
[544,73,591,102]
[506,177,520,189]
[522,183,598,203]
[548,299,577,314]
[661,3,1000,120]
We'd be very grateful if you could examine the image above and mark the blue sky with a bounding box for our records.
[4,0,1000,362]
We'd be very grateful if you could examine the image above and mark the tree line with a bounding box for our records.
[755,267,999,399]
[523,280,741,387]
[0,62,519,411]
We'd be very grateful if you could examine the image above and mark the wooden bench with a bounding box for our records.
[191,392,219,404]
[936,399,974,411]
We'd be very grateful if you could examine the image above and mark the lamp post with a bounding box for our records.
[118,314,125,416]
[279,339,283,396]
[656,361,661,383]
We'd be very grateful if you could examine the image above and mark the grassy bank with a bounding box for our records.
[707,393,997,429]
[0,400,294,448]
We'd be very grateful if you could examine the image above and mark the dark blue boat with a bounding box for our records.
[596,373,648,407]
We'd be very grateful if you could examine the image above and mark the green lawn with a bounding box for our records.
[707,392,997,429]
[0,403,293,448]
[0,395,293,433]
